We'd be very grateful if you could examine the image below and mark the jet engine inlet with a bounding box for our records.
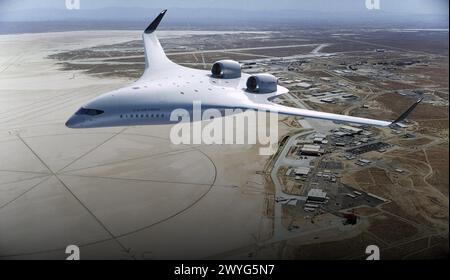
[211,60,241,79]
[246,74,278,93]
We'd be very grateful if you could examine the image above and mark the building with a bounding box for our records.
[312,92,326,97]
[297,139,314,145]
[342,94,356,99]
[294,166,311,176]
[297,82,312,89]
[340,125,363,134]
[321,98,335,103]
[345,154,355,160]
[304,203,319,208]
[307,189,327,203]
[358,159,371,164]
[333,131,348,137]
[300,144,322,156]
[313,134,326,143]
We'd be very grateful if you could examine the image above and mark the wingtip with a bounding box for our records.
[391,96,423,125]
[144,9,168,34]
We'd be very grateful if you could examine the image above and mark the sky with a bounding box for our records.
[0,0,448,28]
[0,0,447,14]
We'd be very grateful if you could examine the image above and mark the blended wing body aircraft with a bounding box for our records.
[65,10,422,129]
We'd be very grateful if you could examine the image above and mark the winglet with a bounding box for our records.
[391,97,423,125]
[144,9,167,34]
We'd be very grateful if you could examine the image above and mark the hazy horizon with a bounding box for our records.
[0,0,448,34]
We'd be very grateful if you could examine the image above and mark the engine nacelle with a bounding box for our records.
[211,60,241,79]
[246,74,278,93]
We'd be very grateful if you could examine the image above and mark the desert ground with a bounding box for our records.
[0,28,448,259]
[0,31,282,259]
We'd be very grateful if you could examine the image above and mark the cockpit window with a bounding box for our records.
[75,107,104,116]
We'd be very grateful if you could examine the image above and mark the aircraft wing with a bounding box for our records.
[138,10,423,128]
[239,97,423,127]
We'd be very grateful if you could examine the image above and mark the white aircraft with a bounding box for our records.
[65,10,422,129]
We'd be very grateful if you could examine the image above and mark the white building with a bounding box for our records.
[300,144,322,156]
[297,82,312,89]
[340,125,363,134]
[307,189,327,203]
[294,166,311,176]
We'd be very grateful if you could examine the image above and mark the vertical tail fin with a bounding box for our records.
[145,9,167,34]
[141,9,174,74]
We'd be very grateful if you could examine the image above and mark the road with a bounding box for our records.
[270,129,312,240]
[269,91,339,241]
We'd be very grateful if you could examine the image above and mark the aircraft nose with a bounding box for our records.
[65,114,84,128]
